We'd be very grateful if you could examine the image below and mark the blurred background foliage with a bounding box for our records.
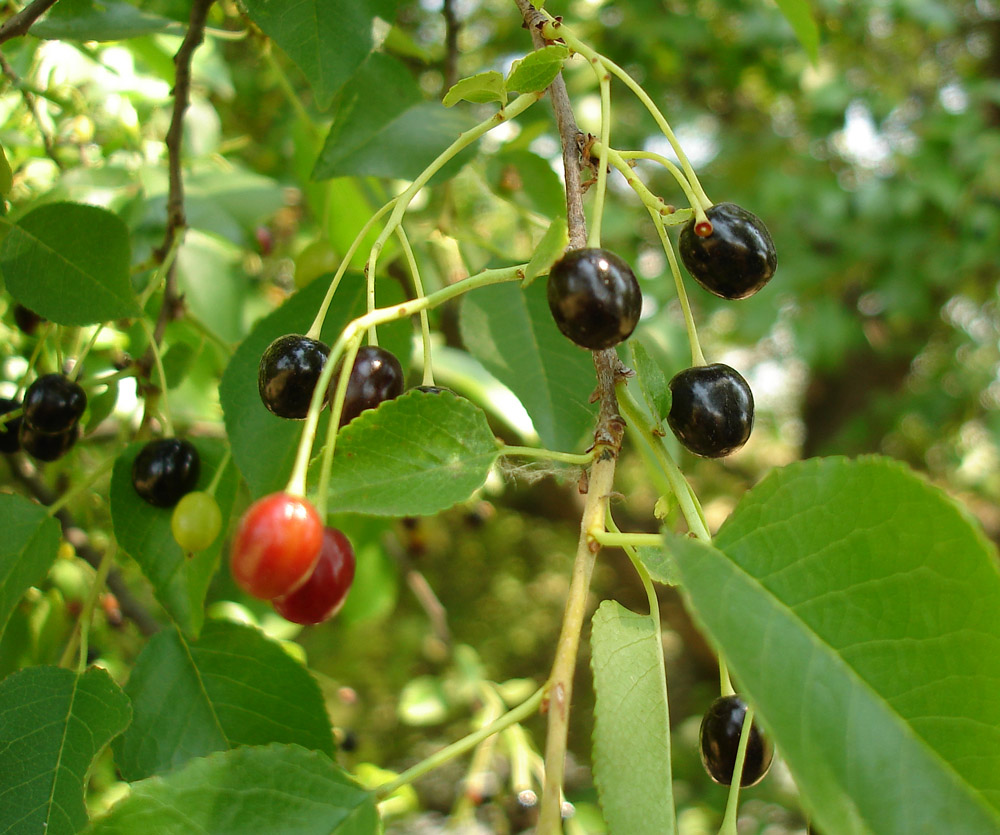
[0,0,997,832]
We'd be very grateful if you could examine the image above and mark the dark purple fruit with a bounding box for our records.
[0,398,22,454]
[23,374,87,435]
[332,346,404,427]
[13,304,43,335]
[667,363,753,458]
[413,385,450,395]
[547,248,642,350]
[19,422,79,462]
[258,334,330,420]
[131,438,201,507]
[699,694,773,787]
[679,203,776,300]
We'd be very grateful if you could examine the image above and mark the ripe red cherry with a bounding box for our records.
[273,527,356,625]
[230,492,323,600]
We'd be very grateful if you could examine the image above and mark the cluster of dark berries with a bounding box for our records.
[230,492,355,625]
[3,373,89,462]
[258,334,404,426]
[699,694,773,787]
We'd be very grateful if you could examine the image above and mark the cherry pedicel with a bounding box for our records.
[230,492,323,600]
[694,220,713,238]
[0,398,23,454]
[273,526,356,625]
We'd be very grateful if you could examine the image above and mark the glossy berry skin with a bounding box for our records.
[171,490,222,553]
[132,438,201,507]
[230,492,323,600]
[19,422,79,462]
[258,334,330,420]
[699,695,773,787]
[667,363,753,458]
[23,374,87,435]
[273,527,355,625]
[333,346,404,427]
[547,248,642,350]
[0,398,22,454]
[679,203,776,300]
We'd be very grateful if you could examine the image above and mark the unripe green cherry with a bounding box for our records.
[171,490,223,553]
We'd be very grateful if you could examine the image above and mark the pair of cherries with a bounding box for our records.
[2,373,87,461]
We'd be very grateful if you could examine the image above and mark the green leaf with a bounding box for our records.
[31,0,182,40]
[591,600,675,835]
[0,665,131,835]
[636,544,678,586]
[322,390,498,516]
[109,438,237,637]
[773,0,820,62]
[241,0,396,111]
[0,494,61,641]
[443,71,506,107]
[315,100,477,182]
[460,280,597,451]
[486,150,567,219]
[522,217,568,286]
[506,45,570,93]
[88,744,378,835]
[671,456,1000,835]
[0,144,12,197]
[113,621,334,781]
[173,229,245,344]
[218,273,410,498]
[628,339,670,424]
[160,341,198,390]
[0,202,138,325]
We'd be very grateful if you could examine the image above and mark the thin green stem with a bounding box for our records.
[617,386,710,542]
[289,264,527,498]
[46,456,115,517]
[719,657,735,697]
[617,149,705,217]
[586,62,612,248]
[313,336,361,514]
[718,705,754,835]
[364,91,544,343]
[395,225,435,386]
[70,324,104,382]
[591,142,675,219]
[79,366,136,392]
[205,447,231,497]
[305,200,397,342]
[140,318,174,437]
[650,208,706,366]
[17,324,52,398]
[138,227,185,310]
[589,530,663,549]
[59,540,117,671]
[0,406,21,426]
[540,15,712,212]
[374,685,545,800]
[498,444,594,466]
[605,512,659,618]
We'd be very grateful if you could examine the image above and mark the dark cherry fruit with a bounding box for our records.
[0,398,22,454]
[258,334,331,420]
[699,694,773,787]
[332,345,404,427]
[23,374,87,435]
[679,202,776,300]
[547,248,642,350]
[19,422,79,462]
[13,304,44,335]
[667,363,753,458]
[131,438,201,507]
[413,385,450,395]
[273,526,356,625]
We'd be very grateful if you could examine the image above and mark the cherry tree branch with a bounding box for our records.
[0,0,59,46]
[514,2,628,831]
[442,0,460,93]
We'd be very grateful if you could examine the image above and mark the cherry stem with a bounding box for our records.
[650,208,707,367]
[374,685,545,800]
[70,324,105,382]
[394,224,436,386]
[204,446,231,498]
[617,386,711,542]
[139,318,175,437]
[718,704,754,835]
[46,456,115,518]
[497,443,594,466]
[363,91,545,342]
[305,200,397,343]
[451,690,506,818]
[138,227,184,310]
[589,530,662,549]
[541,15,712,211]
[616,149,709,228]
[586,60,612,249]
[59,539,117,672]
[720,657,735,697]
[313,336,362,516]
[16,322,52,398]
[289,264,527,500]
[591,142,683,222]
[0,407,21,426]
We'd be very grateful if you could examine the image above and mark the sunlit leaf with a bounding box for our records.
[522,217,568,286]
[773,0,820,62]
[672,456,1000,834]
[506,45,570,93]
[0,666,131,835]
[0,494,61,642]
[443,71,506,107]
